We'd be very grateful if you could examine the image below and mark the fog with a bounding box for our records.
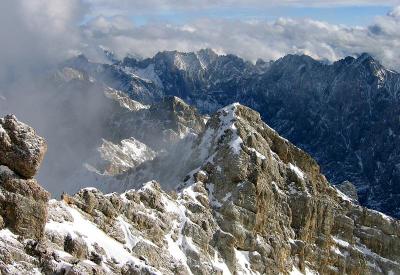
[0,1,117,196]
[2,0,400,197]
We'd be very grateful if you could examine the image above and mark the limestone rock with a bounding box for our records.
[337,181,359,202]
[1,104,400,274]
[0,115,47,179]
[0,115,49,240]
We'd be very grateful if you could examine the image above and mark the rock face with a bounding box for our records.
[66,50,400,218]
[60,90,207,195]
[2,105,400,274]
[0,114,47,178]
[0,115,49,241]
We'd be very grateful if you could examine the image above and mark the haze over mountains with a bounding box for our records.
[1,29,400,275]
[3,1,400,274]
[2,97,400,274]
[56,49,400,219]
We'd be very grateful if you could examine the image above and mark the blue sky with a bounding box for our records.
[125,5,391,26]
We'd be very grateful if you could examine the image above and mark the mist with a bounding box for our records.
[0,0,118,196]
[2,0,400,197]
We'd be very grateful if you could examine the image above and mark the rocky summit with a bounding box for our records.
[66,50,400,218]
[1,104,400,274]
[0,115,49,240]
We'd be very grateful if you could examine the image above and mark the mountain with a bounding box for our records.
[66,50,400,218]
[0,66,207,196]
[1,107,400,274]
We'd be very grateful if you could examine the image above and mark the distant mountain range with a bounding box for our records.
[66,49,400,218]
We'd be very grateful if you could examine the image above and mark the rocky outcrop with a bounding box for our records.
[68,50,400,219]
[336,181,359,202]
[1,105,400,274]
[0,115,49,240]
[0,166,49,240]
[0,114,47,178]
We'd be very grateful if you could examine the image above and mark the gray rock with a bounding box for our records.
[0,115,47,179]
[336,181,359,202]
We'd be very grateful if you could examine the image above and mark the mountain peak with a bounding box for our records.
[354,52,382,67]
[2,105,400,274]
[357,52,374,61]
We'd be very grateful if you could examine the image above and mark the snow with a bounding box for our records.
[195,52,207,70]
[0,124,6,135]
[222,192,232,202]
[198,170,207,177]
[161,186,203,275]
[289,163,305,180]
[272,182,285,196]
[166,227,194,272]
[121,64,163,88]
[82,187,98,192]
[117,216,139,250]
[217,103,243,155]
[248,147,266,160]
[369,209,393,222]
[104,88,150,111]
[332,236,350,248]
[99,138,156,173]
[207,183,222,208]
[182,184,203,206]
[0,229,19,245]
[290,266,304,275]
[334,187,353,202]
[183,236,199,253]
[330,245,344,256]
[174,54,189,71]
[331,236,396,267]
[212,251,232,275]
[290,265,319,275]
[45,202,159,272]
[354,242,398,265]
[305,267,319,275]
[235,249,259,275]
[197,127,215,161]
[195,103,243,164]
[165,232,191,273]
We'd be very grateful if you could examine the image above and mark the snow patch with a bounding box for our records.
[235,249,258,275]
[217,103,243,155]
[248,147,266,160]
[45,202,159,272]
[207,183,222,208]
[334,187,353,202]
[289,163,305,180]
[99,137,156,174]
[121,64,163,88]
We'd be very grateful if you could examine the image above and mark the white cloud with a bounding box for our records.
[79,5,400,70]
[86,0,400,11]
[0,0,87,83]
[1,0,400,73]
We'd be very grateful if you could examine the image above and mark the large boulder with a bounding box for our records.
[0,115,49,240]
[0,166,49,239]
[0,115,47,179]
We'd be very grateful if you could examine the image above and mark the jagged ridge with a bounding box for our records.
[1,104,400,274]
[65,50,400,218]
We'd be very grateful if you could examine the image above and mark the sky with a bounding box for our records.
[90,5,392,26]
[1,0,400,71]
[0,0,400,194]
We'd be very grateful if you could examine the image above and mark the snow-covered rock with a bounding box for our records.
[2,96,400,274]
[66,50,400,219]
